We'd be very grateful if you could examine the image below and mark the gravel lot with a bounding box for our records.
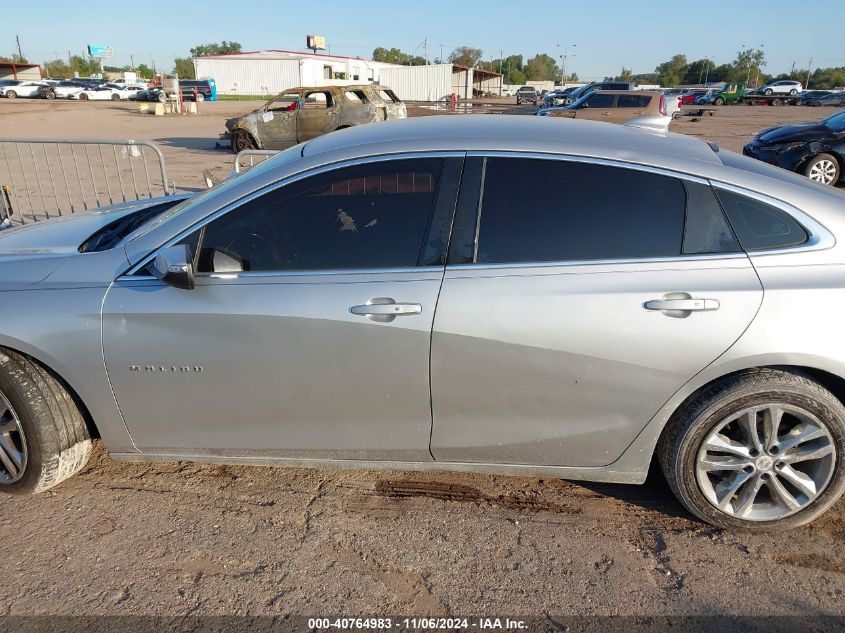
[1,97,844,629]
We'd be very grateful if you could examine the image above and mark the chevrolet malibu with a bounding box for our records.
[1,116,844,531]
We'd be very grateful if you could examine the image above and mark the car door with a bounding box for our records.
[297,90,340,142]
[252,92,299,149]
[102,156,463,460]
[572,92,616,122]
[430,156,763,467]
[614,93,652,122]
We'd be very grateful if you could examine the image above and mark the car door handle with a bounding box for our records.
[350,298,422,322]
[644,298,720,312]
[350,303,422,316]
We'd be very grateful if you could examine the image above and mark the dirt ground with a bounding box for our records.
[2,97,845,629]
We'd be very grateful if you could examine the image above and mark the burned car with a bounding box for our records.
[221,85,407,152]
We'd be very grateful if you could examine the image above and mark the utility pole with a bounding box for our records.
[439,44,443,65]
[424,36,428,65]
[805,57,813,89]
[130,53,135,69]
[16,35,23,61]
[499,49,503,75]
[703,58,711,85]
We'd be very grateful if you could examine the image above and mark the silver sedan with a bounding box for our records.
[1,116,844,531]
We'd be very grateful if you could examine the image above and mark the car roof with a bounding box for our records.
[300,115,721,169]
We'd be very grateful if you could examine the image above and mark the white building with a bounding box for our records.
[193,50,502,102]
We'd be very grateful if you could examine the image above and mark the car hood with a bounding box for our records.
[757,121,829,144]
[0,196,188,287]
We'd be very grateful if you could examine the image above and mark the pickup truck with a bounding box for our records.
[708,83,747,105]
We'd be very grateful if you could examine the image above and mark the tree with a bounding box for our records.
[0,53,28,64]
[655,54,688,87]
[135,64,154,80]
[524,53,559,81]
[66,55,101,77]
[731,48,766,86]
[682,58,716,85]
[173,57,196,79]
[611,67,634,82]
[190,41,242,57]
[372,47,425,66]
[44,59,70,78]
[449,47,483,68]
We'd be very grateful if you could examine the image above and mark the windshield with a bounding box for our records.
[124,143,306,243]
[822,111,845,132]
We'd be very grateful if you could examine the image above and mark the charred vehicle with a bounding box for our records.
[221,85,407,152]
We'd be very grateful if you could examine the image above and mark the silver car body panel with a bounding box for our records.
[1,116,845,483]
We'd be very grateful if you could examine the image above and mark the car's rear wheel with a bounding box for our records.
[804,154,840,185]
[714,97,725,106]
[44,91,55,100]
[789,89,798,95]
[5,91,17,99]
[79,93,89,101]
[0,349,92,495]
[764,88,774,96]
[658,369,845,531]
[110,93,120,101]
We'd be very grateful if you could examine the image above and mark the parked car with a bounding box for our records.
[758,80,803,96]
[679,89,710,106]
[516,86,538,105]
[40,80,86,99]
[560,81,632,105]
[538,90,671,131]
[0,80,47,99]
[70,85,124,101]
[2,115,845,531]
[222,85,407,152]
[542,87,578,107]
[800,90,833,104]
[804,92,845,107]
[743,110,845,185]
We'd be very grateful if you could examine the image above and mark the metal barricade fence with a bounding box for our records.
[234,149,279,174]
[0,138,175,226]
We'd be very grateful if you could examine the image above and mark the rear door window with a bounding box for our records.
[617,94,652,108]
[474,158,686,263]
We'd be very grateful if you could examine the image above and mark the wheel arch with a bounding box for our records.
[0,342,100,440]
[610,355,845,480]
[231,126,262,150]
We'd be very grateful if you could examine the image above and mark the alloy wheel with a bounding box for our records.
[0,389,27,484]
[696,404,836,521]
[808,160,838,185]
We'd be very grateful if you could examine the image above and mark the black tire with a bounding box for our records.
[764,88,773,96]
[803,153,841,185]
[658,369,845,531]
[771,98,782,106]
[714,97,725,106]
[110,93,120,101]
[789,89,798,95]
[0,349,92,495]
[44,91,56,100]
[79,93,89,101]
[157,92,166,103]
[195,93,205,102]
[5,91,16,99]
[231,129,257,153]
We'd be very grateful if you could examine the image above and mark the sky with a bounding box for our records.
[3,0,843,80]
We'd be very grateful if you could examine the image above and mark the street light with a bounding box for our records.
[556,43,576,86]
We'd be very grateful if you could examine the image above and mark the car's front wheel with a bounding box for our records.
[0,349,92,495]
[804,153,840,185]
[5,91,16,99]
[659,369,844,531]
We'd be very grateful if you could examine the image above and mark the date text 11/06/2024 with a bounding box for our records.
[307,618,528,630]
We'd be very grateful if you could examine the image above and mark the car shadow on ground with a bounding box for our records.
[576,462,694,521]
[153,137,226,152]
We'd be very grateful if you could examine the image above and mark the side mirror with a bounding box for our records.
[150,244,195,290]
